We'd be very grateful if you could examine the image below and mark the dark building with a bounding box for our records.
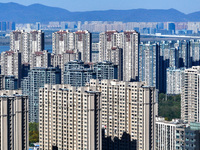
[93,61,118,81]
[21,67,61,122]
[0,75,18,90]
[0,21,15,31]
[63,60,95,87]
[1,22,6,31]
[156,23,164,30]
[4,75,18,90]
[63,60,119,87]
[139,43,160,89]
[22,63,30,79]
[177,40,192,68]
[168,23,176,34]
[184,122,200,150]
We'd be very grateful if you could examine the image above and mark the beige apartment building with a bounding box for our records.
[39,84,101,150]
[181,66,200,123]
[0,90,29,150]
[39,79,157,150]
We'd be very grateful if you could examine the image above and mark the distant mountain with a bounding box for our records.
[187,11,200,22]
[0,2,200,23]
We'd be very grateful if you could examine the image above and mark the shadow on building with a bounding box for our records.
[102,129,137,150]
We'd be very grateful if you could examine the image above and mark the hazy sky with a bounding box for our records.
[0,0,199,14]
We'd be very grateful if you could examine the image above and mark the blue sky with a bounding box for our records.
[0,0,199,14]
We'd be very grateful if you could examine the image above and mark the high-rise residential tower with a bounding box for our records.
[21,67,61,122]
[166,67,185,95]
[99,30,139,81]
[1,50,21,86]
[30,50,51,69]
[92,43,100,63]
[181,66,200,123]
[139,43,159,89]
[52,30,75,54]
[39,79,157,150]
[75,30,91,62]
[52,30,91,62]
[97,79,157,150]
[93,61,118,81]
[51,50,81,83]
[63,60,95,87]
[155,117,186,150]
[39,84,102,150]
[10,30,44,63]
[0,90,29,150]
[99,30,119,62]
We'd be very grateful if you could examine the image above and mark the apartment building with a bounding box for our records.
[0,90,29,150]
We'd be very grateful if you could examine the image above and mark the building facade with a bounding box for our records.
[39,79,157,150]
[52,30,91,62]
[92,43,100,63]
[51,50,81,83]
[10,30,44,63]
[99,30,139,81]
[166,67,185,95]
[0,90,29,150]
[1,50,21,86]
[139,43,159,89]
[21,67,61,122]
[39,84,102,150]
[93,61,118,81]
[97,80,157,150]
[30,50,51,69]
[181,66,200,123]
[63,60,95,87]
[155,117,186,150]
[184,122,200,150]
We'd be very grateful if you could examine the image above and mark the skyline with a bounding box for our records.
[1,27,200,149]
[0,0,199,14]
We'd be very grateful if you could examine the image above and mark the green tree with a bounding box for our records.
[158,93,181,121]
[29,122,39,146]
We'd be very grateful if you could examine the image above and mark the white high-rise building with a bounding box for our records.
[95,79,157,150]
[181,66,200,123]
[155,117,186,150]
[166,67,185,95]
[99,30,119,62]
[1,50,21,86]
[52,30,75,54]
[52,30,91,62]
[10,30,44,63]
[99,30,139,81]
[30,50,51,69]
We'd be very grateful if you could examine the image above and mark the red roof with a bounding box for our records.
[111,47,117,50]
[35,51,44,55]
[75,31,86,34]
[6,51,14,54]
[106,30,118,34]
[65,50,74,54]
